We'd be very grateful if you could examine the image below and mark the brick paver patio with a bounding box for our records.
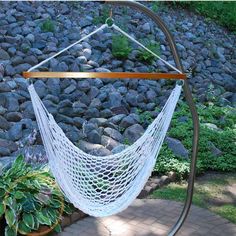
[58,199,236,236]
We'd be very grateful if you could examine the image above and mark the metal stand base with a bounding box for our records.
[106,1,199,235]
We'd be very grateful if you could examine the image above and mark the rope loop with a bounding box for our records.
[105,17,114,28]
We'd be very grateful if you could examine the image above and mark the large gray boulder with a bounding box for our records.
[165,137,189,159]
[124,124,144,143]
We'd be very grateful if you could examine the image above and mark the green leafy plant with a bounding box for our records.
[112,35,131,59]
[136,109,153,125]
[137,40,160,63]
[92,5,110,25]
[170,1,236,32]
[123,138,131,145]
[0,155,74,236]
[155,102,236,179]
[41,19,55,32]
[151,2,159,12]
[154,145,190,180]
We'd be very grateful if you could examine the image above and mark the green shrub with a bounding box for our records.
[112,35,131,59]
[41,19,55,32]
[169,102,236,173]
[154,145,190,180]
[92,5,110,25]
[0,155,74,236]
[137,41,160,63]
[170,1,236,32]
[153,102,236,178]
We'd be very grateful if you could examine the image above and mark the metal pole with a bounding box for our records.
[106,1,199,235]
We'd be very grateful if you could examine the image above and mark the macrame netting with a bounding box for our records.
[28,83,182,217]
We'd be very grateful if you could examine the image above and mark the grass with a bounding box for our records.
[151,173,236,224]
[170,1,236,32]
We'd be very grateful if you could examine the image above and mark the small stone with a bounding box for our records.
[95,67,111,73]
[89,147,111,156]
[64,84,76,94]
[104,127,123,142]
[14,63,31,74]
[0,106,7,115]
[0,82,11,92]
[0,116,11,130]
[56,114,74,125]
[126,90,138,106]
[88,86,99,99]
[160,175,170,185]
[87,130,101,144]
[78,140,110,156]
[0,147,10,156]
[82,122,97,136]
[146,89,157,102]
[5,112,23,122]
[108,114,126,124]
[109,92,122,108]
[90,98,102,109]
[120,115,137,128]
[111,144,128,154]
[77,80,90,92]
[101,135,120,151]
[0,49,10,60]
[34,80,47,98]
[56,62,68,72]
[202,123,221,131]
[8,123,23,141]
[90,118,107,126]
[83,48,92,60]
[80,18,92,28]
[77,56,87,64]
[142,22,151,33]
[93,78,103,88]
[208,141,222,157]
[100,109,113,118]
[5,65,16,76]
[26,33,35,42]
[6,96,19,112]
[85,107,99,118]
[73,117,85,128]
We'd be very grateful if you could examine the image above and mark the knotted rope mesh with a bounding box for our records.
[28,83,182,217]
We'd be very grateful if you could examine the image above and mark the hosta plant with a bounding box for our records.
[0,155,74,236]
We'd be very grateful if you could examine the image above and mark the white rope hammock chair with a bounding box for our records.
[23,16,189,218]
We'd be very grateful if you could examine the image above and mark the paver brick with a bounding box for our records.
[57,199,236,236]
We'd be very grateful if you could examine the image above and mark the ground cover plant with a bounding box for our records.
[136,101,236,179]
[40,19,55,32]
[112,35,131,59]
[170,1,236,32]
[0,155,74,236]
[137,40,160,63]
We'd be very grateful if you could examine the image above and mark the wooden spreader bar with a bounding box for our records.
[23,72,187,80]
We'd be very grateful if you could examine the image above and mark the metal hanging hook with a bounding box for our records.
[105,7,114,28]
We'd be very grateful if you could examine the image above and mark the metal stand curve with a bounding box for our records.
[106,1,200,235]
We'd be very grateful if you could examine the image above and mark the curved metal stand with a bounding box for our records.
[106,1,199,235]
